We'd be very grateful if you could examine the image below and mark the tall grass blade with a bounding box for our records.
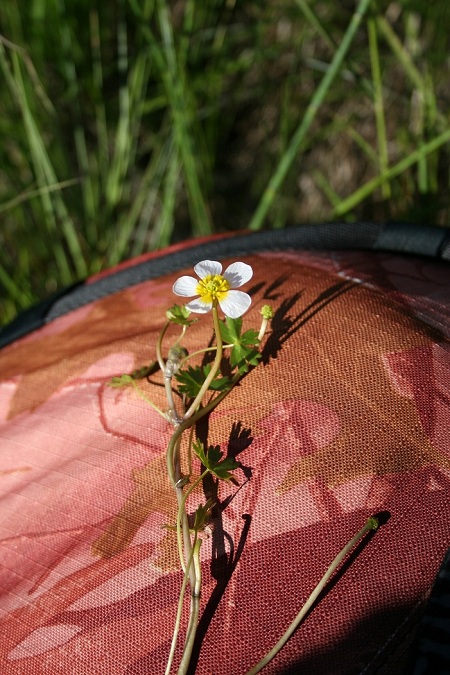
[334,127,450,216]
[249,0,374,230]
[368,16,390,199]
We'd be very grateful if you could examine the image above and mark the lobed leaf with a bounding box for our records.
[193,440,240,481]
[220,316,261,374]
[175,364,232,397]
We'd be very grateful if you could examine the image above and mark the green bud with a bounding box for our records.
[260,305,274,320]
[166,304,196,326]
[367,516,379,531]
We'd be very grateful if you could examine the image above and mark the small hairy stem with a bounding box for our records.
[179,343,234,368]
[186,424,195,476]
[176,471,208,573]
[164,369,181,423]
[165,530,201,675]
[166,425,185,487]
[156,320,170,372]
[182,303,223,419]
[175,486,193,578]
[177,537,202,675]
[246,517,379,674]
[170,435,196,588]
[164,556,191,675]
[164,365,243,672]
[165,420,211,621]
[258,317,269,342]
[129,379,167,420]
[173,324,187,348]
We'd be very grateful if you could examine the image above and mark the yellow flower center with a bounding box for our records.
[196,274,230,304]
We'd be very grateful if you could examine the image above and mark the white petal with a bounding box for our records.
[223,262,253,288]
[185,298,213,314]
[218,290,252,318]
[194,260,222,279]
[173,276,199,297]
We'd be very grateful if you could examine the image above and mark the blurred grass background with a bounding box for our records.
[0,0,449,326]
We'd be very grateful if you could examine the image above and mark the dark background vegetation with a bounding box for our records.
[0,0,449,325]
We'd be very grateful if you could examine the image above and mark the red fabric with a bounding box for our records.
[0,250,449,673]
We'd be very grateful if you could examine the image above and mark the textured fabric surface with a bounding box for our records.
[0,247,449,674]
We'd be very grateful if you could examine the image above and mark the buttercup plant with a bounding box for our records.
[111,259,268,673]
[109,259,379,674]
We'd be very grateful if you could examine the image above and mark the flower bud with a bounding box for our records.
[260,305,274,320]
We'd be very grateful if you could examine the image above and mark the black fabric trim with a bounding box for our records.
[1,222,448,350]
[0,282,83,351]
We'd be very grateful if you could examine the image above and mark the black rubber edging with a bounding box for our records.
[1,222,449,350]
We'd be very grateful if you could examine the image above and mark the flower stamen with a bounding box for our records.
[196,274,230,304]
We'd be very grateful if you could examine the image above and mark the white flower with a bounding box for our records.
[173,260,253,318]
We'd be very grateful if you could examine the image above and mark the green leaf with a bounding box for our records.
[108,374,133,388]
[193,439,208,465]
[175,364,232,397]
[193,440,240,481]
[130,362,159,379]
[166,304,197,326]
[219,316,240,343]
[193,498,216,531]
[108,362,158,387]
[219,316,261,374]
[175,365,204,397]
[203,364,233,391]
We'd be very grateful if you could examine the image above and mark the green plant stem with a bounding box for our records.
[157,320,180,420]
[163,318,268,672]
[294,0,335,50]
[186,424,195,477]
[164,368,182,424]
[0,263,32,305]
[159,322,193,422]
[246,517,379,674]
[376,12,439,195]
[165,558,190,675]
[176,470,208,573]
[179,343,234,369]
[0,41,87,283]
[0,178,80,214]
[142,0,213,237]
[375,15,424,91]
[164,532,198,675]
[334,127,450,216]
[129,379,167,420]
[257,315,272,342]
[171,436,197,594]
[173,324,188,348]
[177,537,202,675]
[166,426,207,590]
[182,303,223,420]
[248,0,374,231]
[166,388,231,488]
[164,378,243,670]
[156,320,170,372]
[368,16,391,199]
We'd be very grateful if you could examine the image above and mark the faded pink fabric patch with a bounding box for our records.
[18,305,93,344]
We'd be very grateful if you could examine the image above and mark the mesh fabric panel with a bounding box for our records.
[0,245,449,674]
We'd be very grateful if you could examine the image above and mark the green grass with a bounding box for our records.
[0,0,449,325]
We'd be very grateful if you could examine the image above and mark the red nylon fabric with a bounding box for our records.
[0,250,449,674]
